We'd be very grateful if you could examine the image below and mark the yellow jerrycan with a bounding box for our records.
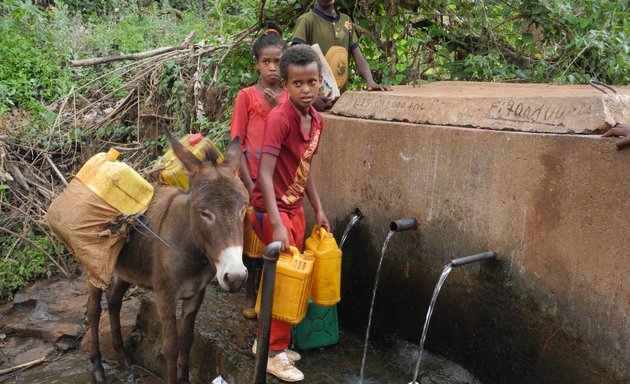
[243,206,265,258]
[75,148,154,216]
[255,246,315,324]
[157,133,223,189]
[305,226,342,306]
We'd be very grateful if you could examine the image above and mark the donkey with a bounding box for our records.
[87,126,249,384]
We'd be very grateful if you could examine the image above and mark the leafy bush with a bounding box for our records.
[0,232,54,302]
[0,0,73,118]
[351,0,629,85]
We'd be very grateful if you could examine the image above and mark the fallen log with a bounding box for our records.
[69,31,196,67]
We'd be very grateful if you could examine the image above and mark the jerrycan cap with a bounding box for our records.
[188,133,203,146]
[107,148,120,161]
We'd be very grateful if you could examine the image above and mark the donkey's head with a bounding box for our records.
[163,126,248,292]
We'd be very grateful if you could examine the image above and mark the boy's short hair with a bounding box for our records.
[279,45,322,80]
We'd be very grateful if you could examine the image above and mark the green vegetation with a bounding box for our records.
[0,0,628,301]
[0,231,54,302]
[348,0,629,86]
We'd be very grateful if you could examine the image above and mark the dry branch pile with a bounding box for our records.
[0,27,257,282]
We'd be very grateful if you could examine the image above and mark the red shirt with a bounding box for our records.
[230,86,289,180]
[251,100,323,213]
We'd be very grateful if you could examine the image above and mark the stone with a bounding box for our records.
[331,82,630,134]
[0,277,88,342]
[79,296,141,360]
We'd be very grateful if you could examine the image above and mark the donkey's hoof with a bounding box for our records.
[117,353,133,368]
[91,360,106,383]
[91,369,106,383]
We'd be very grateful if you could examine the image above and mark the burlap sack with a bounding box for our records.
[45,178,129,290]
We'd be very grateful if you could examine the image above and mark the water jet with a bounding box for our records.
[359,218,418,383]
[340,209,363,249]
[409,251,496,384]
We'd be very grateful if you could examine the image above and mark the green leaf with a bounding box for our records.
[578,18,589,29]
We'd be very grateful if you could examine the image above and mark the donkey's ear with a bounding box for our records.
[202,144,223,165]
[161,124,202,173]
[221,136,242,174]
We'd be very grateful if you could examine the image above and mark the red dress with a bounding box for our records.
[230,86,289,180]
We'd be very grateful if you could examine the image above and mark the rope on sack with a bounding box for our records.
[131,214,176,252]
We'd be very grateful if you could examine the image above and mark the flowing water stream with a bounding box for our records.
[358,230,396,383]
[409,264,453,384]
[339,211,361,250]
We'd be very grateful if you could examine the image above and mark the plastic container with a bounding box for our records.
[305,226,342,306]
[291,299,339,349]
[75,148,154,216]
[243,206,265,258]
[255,246,315,324]
[157,133,223,189]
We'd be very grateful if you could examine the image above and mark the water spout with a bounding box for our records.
[448,251,496,268]
[339,208,363,249]
[389,218,418,232]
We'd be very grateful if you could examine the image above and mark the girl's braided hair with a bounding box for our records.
[253,22,287,59]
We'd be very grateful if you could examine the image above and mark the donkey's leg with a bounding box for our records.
[156,292,178,384]
[106,276,132,367]
[176,288,205,383]
[87,282,106,383]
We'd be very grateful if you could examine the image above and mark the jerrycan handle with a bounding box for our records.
[286,245,301,260]
[311,225,328,241]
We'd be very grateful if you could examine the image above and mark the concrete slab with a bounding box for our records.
[307,113,630,383]
[331,81,630,134]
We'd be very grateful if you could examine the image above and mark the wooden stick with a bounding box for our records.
[43,154,68,187]
[70,31,196,67]
[0,356,47,375]
[212,24,258,83]
[69,44,189,67]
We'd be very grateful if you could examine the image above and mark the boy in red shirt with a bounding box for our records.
[250,44,330,382]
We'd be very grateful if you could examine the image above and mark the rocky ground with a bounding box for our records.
[0,275,162,383]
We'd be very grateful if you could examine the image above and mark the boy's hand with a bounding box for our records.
[263,88,281,108]
[366,80,392,91]
[602,124,630,150]
[316,211,330,233]
[314,93,334,111]
[272,222,290,252]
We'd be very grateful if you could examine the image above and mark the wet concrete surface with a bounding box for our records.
[133,281,480,384]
